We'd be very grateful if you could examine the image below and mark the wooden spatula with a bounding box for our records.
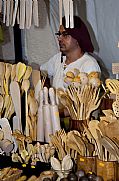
[10,81,22,133]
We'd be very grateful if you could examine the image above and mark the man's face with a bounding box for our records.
[57,31,78,54]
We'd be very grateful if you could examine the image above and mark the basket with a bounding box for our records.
[96,158,119,181]
[77,155,97,174]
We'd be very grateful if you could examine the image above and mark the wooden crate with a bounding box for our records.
[96,159,119,181]
[77,155,97,174]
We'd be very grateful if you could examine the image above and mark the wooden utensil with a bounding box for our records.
[6,0,10,26]
[19,0,25,29]
[4,63,12,95]
[37,89,44,142]
[43,87,53,142]
[59,0,63,25]
[49,87,61,134]
[35,80,42,101]
[12,0,18,26]
[3,0,7,23]
[11,64,16,81]
[32,69,41,89]
[10,81,22,133]
[16,62,26,82]
[21,79,30,136]
[0,62,5,94]
[63,0,70,28]
[25,0,32,29]
[23,65,32,80]
[9,0,14,25]
[112,90,119,117]
[105,79,119,94]
[0,95,3,118]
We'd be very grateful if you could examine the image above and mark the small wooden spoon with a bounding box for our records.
[23,65,32,80]
[0,62,5,94]
[0,95,3,118]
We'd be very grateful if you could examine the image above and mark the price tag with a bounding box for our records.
[99,162,104,167]
[80,158,85,162]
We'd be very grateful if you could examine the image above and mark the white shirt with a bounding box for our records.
[40,52,101,89]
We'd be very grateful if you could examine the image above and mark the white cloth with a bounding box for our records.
[40,52,101,89]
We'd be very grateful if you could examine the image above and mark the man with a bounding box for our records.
[40,16,101,89]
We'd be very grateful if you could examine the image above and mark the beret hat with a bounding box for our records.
[62,16,94,53]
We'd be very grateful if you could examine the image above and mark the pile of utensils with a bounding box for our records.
[36,86,61,143]
[49,115,119,163]
[49,129,98,161]
[0,0,39,29]
[0,62,32,121]
[57,84,105,121]
[12,129,55,164]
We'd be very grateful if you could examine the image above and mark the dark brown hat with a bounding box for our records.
[62,16,94,53]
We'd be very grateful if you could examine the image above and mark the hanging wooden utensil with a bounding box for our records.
[63,0,70,28]
[3,0,7,23]
[6,0,10,26]
[9,0,14,25]
[25,0,32,29]
[12,0,18,26]
[69,0,74,28]
[59,0,63,26]
[19,0,25,29]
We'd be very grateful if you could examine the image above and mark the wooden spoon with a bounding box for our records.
[0,62,5,94]
[21,79,30,136]
[16,62,26,82]
[4,63,12,95]
[0,95,3,118]
[23,65,32,80]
